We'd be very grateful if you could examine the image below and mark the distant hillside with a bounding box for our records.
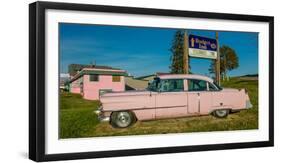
[239,74,258,77]
[235,74,258,80]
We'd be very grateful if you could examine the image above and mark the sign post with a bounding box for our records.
[215,32,220,86]
[183,30,189,74]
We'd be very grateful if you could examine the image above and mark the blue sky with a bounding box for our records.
[59,23,258,77]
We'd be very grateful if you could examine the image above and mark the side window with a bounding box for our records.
[112,75,121,82]
[208,82,218,91]
[89,74,99,82]
[159,79,184,92]
[188,79,207,91]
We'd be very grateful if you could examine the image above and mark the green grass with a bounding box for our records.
[59,77,258,139]
[59,93,100,138]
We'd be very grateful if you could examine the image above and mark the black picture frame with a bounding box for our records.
[29,1,274,162]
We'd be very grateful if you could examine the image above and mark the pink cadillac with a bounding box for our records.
[96,74,253,128]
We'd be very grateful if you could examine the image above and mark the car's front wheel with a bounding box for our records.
[213,109,229,118]
[110,111,136,128]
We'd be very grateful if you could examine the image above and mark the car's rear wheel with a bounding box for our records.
[213,109,229,118]
[110,111,136,128]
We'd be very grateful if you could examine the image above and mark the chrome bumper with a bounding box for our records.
[95,106,110,122]
[246,100,253,109]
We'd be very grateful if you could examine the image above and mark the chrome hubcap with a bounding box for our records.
[216,110,227,117]
[116,112,131,127]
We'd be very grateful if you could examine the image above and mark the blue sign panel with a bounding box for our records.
[189,34,217,51]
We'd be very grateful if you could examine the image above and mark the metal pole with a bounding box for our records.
[183,30,189,74]
[224,52,227,81]
[216,32,220,85]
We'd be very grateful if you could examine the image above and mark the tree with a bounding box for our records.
[169,30,190,74]
[68,64,87,76]
[209,45,239,80]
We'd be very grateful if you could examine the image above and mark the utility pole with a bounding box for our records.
[183,30,189,74]
[215,32,220,85]
[224,52,227,81]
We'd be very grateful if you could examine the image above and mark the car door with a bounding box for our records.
[155,79,188,118]
[187,79,212,114]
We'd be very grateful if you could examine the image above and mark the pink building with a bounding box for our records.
[69,67,127,100]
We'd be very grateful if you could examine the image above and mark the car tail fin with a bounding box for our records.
[239,88,248,94]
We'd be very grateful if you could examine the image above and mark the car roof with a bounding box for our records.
[157,74,214,83]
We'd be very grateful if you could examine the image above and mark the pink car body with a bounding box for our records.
[97,74,252,127]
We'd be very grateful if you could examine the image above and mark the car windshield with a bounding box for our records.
[147,77,160,91]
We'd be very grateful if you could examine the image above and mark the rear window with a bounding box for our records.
[188,79,207,91]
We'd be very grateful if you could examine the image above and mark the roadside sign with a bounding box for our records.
[188,34,217,59]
